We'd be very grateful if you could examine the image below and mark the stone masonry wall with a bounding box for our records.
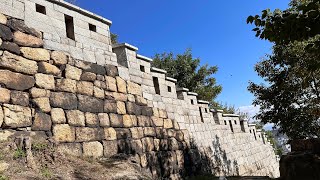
[0,1,280,179]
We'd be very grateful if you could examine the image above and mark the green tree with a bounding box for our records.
[152,49,222,106]
[111,33,118,45]
[247,0,320,139]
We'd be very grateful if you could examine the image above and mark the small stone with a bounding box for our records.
[98,113,110,127]
[30,87,50,98]
[103,140,118,157]
[3,104,32,128]
[0,70,35,91]
[35,73,55,90]
[112,92,127,102]
[51,108,66,124]
[65,65,82,80]
[21,47,50,61]
[140,154,148,168]
[0,51,38,75]
[51,51,67,65]
[38,62,60,75]
[66,110,85,127]
[13,31,43,47]
[53,124,75,142]
[0,162,9,173]
[78,95,104,113]
[159,109,168,118]
[0,41,20,54]
[96,75,104,81]
[11,91,29,106]
[50,92,78,110]
[104,100,117,113]
[94,80,106,89]
[57,143,82,157]
[135,95,147,106]
[33,97,51,112]
[144,127,156,137]
[105,64,118,77]
[32,112,52,131]
[105,76,117,92]
[94,86,105,99]
[85,112,98,127]
[81,72,96,81]
[104,127,117,140]
[7,19,41,38]
[0,24,13,41]
[0,88,10,103]
[127,81,142,96]
[130,127,144,139]
[83,141,103,158]
[116,77,126,93]
[75,127,100,142]
[116,101,126,114]
[0,13,7,25]
[77,81,93,96]
[123,115,133,128]
[109,113,123,127]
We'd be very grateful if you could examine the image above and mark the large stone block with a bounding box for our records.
[122,115,134,128]
[130,127,144,139]
[151,117,164,127]
[117,139,132,154]
[109,113,123,128]
[21,47,50,61]
[142,137,154,152]
[0,51,38,75]
[32,112,52,131]
[83,141,103,158]
[105,76,117,92]
[56,78,77,93]
[0,88,10,103]
[94,86,105,99]
[30,87,50,98]
[50,92,77,110]
[126,102,141,115]
[66,110,85,127]
[0,24,13,41]
[2,104,32,128]
[144,127,156,137]
[33,97,51,113]
[51,108,66,124]
[75,60,106,75]
[65,65,82,80]
[135,95,147,106]
[0,70,35,90]
[38,62,60,76]
[85,112,99,127]
[127,81,142,96]
[0,13,6,25]
[104,127,117,140]
[116,76,127,93]
[75,127,100,142]
[57,143,82,157]
[7,19,41,38]
[131,139,144,154]
[104,99,117,113]
[53,124,75,142]
[81,72,96,82]
[51,51,67,65]
[77,81,93,96]
[35,73,55,90]
[137,115,152,127]
[98,113,110,127]
[0,41,20,54]
[78,95,104,113]
[13,31,43,47]
[103,140,118,157]
[10,91,29,107]
[105,64,118,77]
[164,119,173,129]
[141,106,153,116]
[116,101,126,115]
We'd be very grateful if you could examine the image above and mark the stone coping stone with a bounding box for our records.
[137,54,152,62]
[112,43,138,51]
[197,100,209,104]
[176,88,189,92]
[48,0,112,25]
[222,113,240,117]
[165,77,177,83]
[151,67,167,74]
[187,92,198,96]
[248,123,257,127]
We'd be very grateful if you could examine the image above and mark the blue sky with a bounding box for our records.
[74,0,290,108]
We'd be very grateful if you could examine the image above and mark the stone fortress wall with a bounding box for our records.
[0,0,279,178]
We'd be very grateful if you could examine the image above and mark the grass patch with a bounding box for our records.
[32,143,49,152]
[41,167,52,179]
[13,148,26,159]
[0,175,9,180]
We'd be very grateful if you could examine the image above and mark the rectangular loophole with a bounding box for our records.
[199,107,204,122]
[153,77,160,95]
[65,15,75,40]
[36,4,46,15]
[140,65,145,72]
[167,86,172,92]
[240,121,245,132]
[191,99,194,105]
[229,120,234,133]
[89,23,96,32]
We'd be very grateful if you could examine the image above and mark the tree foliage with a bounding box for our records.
[111,33,118,45]
[248,0,320,139]
[152,49,222,106]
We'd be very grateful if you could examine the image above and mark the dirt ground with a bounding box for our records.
[0,141,152,180]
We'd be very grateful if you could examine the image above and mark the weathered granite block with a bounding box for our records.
[11,91,29,106]
[50,92,77,110]
[0,51,38,75]
[103,140,118,157]
[75,127,100,142]
[2,104,32,128]
[32,112,52,131]
[78,95,104,113]
[0,70,35,90]
[83,141,103,158]
[52,124,75,143]
[66,110,85,127]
